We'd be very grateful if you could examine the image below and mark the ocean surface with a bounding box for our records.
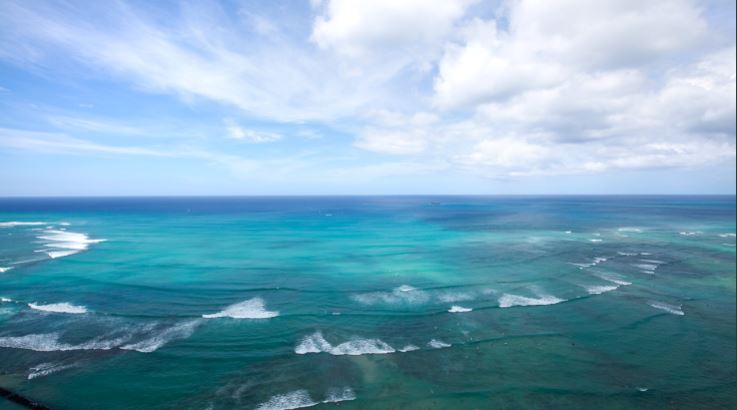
[0,196,734,410]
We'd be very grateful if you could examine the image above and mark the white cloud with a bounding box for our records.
[225,121,282,143]
[312,0,475,63]
[434,0,709,109]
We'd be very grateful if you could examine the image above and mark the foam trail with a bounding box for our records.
[256,390,317,410]
[633,263,658,274]
[202,298,278,319]
[0,222,46,228]
[295,332,395,356]
[448,306,472,313]
[428,339,451,349]
[649,301,685,316]
[120,320,200,353]
[498,294,565,308]
[0,333,127,352]
[28,362,77,380]
[28,302,87,314]
[0,267,12,273]
[399,344,420,352]
[323,387,356,404]
[46,250,81,259]
[593,272,632,286]
[586,285,619,295]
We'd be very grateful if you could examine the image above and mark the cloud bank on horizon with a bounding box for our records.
[0,0,734,195]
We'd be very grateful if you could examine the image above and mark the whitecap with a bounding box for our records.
[498,294,565,308]
[589,239,603,243]
[398,344,420,352]
[28,362,77,380]
[617,251,638,257]
[202,298,278,319]
[585,285,619,295]
[120,320,200,353]
[295,331,395,356]
[0,221,47,228]
[648,301,684,316]
[28,302,87,314]
[637,387,649,392]
[719,233,736,238]
[351,285,429,305]
[255,390,318,410]
[618,227,643,233]
[1,297,12,303]
[564,231,573,234]
[428,339,451,349]
[448,305,472,313]
[37,229,106,259]
[0,267,12,273]
[573,257,608,270]
[679,231,701,236]
[323,387,356,404]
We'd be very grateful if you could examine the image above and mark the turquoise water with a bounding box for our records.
[0,196,734,409]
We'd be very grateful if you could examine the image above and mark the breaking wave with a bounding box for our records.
[28,302,87,314]
[295,331,395,356]
[202,298,278,319]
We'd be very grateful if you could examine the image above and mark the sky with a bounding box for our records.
[0,0,735,196]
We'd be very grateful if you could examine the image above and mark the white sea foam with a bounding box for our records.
[593,272,632,286]
[648,301,685,316]
[618,227,643,233]
[498,293,565,308]
[1,297,12,303]
[617,251,638,256]
[448,305,472,313]
[719,233,736,238]
[586,285,619,295]
[398,344,420,352]
[428,339,451,349]
[679,231,701,236]
[589,239,603,243]
[0,333,127,352]
[565,231,573,234]
[120,320,200,353]
[46,250,81,259]
[573,257,608,269]
[0,267,12,273]
[28,362,77,380]
[640,259,665,264]
[351,285,430,305]
[256,390,318,410]
[0,221,47,228]
[37,229,106,259]
[633,263,658,274]
[202,298,278,319]
[295,331,395,356]
[323,387,356,404]
[28,302,87,314]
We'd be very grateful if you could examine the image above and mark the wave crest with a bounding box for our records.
[202,298,278,319]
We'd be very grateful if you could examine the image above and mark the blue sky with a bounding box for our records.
[0,0,735,196]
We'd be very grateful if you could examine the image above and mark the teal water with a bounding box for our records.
[0,196,734,409]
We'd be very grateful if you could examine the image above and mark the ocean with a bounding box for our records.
[0,196,734,409]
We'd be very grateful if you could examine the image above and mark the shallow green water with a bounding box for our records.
[0,197,734,409]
